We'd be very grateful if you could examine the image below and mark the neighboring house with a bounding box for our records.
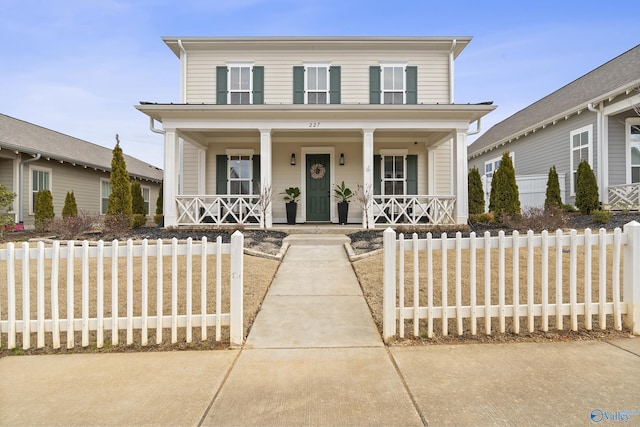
[468,44,640,211]
[0,114,163,229]
[136,36,495,229]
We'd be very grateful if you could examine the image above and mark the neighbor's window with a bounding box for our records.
[30,166,51,214]
[382,65,405,105]
[484,153,514,179]
[629,120,640,183]
[228,155,252,195]
[101,180,111,215]
[305,65,329,104]
[228,65,252,105]
[382,155,405,195]
[570,125,592,193]
[142,186,150,215]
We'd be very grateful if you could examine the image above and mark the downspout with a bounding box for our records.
[467,118,482,136]
[149,117,165,135]
[588,102,608,204]
[18,153,42,224]
[449,39,457,104]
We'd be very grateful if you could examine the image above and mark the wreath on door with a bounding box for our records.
[310,163,326,180]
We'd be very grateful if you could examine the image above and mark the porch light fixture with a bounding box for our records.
[290,153,296,166]
[339,153,345,165]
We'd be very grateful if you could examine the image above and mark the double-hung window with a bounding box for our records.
[305,65,329,104]
[484,153,514,179]
[228,155,252,195]
[628,119,640,183]
[101,180,111,215]
[383,155,405,195]
[30,166,51,214]
[382,65,405,105]
[142,186,150,215]
[570,125,593,194]
[228,65,252,105]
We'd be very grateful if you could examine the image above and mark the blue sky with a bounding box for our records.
[1,0,638,168]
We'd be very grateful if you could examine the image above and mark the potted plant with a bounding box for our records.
[281,187,300,225]
[334,181,353,225]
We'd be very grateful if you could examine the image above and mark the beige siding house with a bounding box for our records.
[136,36,495,228]
[0,114,163,229]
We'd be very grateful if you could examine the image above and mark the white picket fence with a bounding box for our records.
[382,221,640,341]
[0,231,245,350]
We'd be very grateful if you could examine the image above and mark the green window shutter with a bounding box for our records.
[252,155,261,194]
[293,66,305,104]
[373,155,381,195]
[329,66,341,104]
[252,66,264,105]
[369,66,381,104]
[406,66,417,105]
[406,155,418,194]
[216,155,227,194]
[216,66,227,105]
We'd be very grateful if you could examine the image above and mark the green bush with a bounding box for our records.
[562,203,577,213]
[575,161,599,214]
[488,152,521,220]
[131,181,146,217]
[154,183,163,225]
[105,135,132,233]
[62,191,78,218]
[34,189,54,233]
[131,214,147,229]
[591,209,611,224]
[468,167,485,215]
[544,166,562,210]
[0,184,16,237]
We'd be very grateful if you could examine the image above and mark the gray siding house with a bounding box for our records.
[468,44,640,210]
[0,114,163,229]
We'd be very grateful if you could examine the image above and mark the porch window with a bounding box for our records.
[383,155,405,195]
[229,65,252,105]
[30,166,51,215]
[570,125,592,194]
[101,180,111,215]
[382,66,405,105]
[630,120,640,183]
[306,65,329,104]
[228,155,252,195]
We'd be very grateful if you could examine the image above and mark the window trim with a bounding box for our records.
[226,149,255,196]
[380,149,408,196]
[569,124,593,195]
[29,165,52,215]
[381,63,406,105]
[100,179,111,215]
[626,118,640,184]
[304,63,330,105]
[227,63,253,105]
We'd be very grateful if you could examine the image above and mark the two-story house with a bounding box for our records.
[136,36,495,229]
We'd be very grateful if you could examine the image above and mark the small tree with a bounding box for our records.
[105,134,132,233]
[0,184,16,238]
[34,189,54,233]
[544,166,562,210]
[62,191,78,218]
[488,152,520,220]
[130,180,147,228]
[154,183,163,225]
[468,166,485,215]
[575,160,599,214]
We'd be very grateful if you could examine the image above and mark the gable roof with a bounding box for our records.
[0,114,163,182]
[468,44,640,157]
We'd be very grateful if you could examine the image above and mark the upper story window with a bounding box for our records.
[570,125,593,194]
[382,66,405,105]
[229,65,252,105]
[305,65,329,104]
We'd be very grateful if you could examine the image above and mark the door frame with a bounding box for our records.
[300,146,335,223]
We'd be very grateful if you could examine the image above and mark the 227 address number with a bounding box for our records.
[309,122,320,128]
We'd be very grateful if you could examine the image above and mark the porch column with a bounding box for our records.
[426,147,436,194]
[260,129,273,228]
[362,129,375,229]
[163,130,179,227]
[452,130,468,224]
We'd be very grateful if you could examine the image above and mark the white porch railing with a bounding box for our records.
[372,195,456,225]
[0,233,245,350]
[608,183,640,210]
[382,222,640,341]
[176,195,263,227]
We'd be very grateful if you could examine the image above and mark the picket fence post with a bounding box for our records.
[623,221,640,334]
[229,230,244,347]
[383,227,397,342]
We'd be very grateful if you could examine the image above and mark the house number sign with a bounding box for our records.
[309,122,320,128]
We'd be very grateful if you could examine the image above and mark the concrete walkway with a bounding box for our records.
[2,235,640,426]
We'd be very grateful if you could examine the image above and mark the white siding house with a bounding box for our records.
[137,36,495,228]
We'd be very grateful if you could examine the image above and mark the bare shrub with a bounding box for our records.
[503,206,565,233]
[49,211,99,240]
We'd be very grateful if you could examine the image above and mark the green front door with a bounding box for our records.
[306,154,331,221]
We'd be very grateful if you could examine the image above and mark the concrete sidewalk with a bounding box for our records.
[2,235,640,426]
